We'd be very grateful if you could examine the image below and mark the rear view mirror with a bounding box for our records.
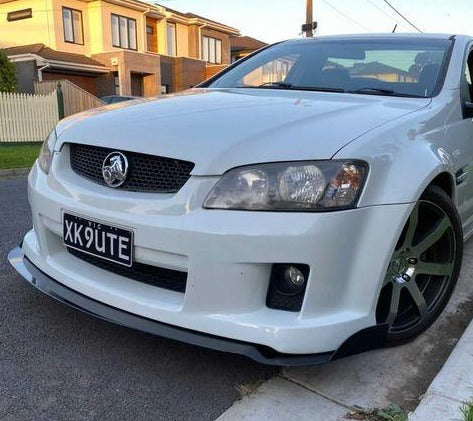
[326,46,366,60]
[464,101,473,118]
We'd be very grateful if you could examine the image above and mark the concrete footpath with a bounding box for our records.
[409,318,473,420]
[217,240,473,421]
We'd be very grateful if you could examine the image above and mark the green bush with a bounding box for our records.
[0,49,18,93]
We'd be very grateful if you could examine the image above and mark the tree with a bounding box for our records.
[0,49,18,93]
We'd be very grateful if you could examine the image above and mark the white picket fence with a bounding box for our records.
[0,91,59,142]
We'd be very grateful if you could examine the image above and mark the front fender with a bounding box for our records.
[334,102,458,207]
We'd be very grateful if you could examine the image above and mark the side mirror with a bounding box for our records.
[464,101,473,119]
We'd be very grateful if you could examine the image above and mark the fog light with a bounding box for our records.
[274,264,309,295]
[267,264,310,312]
[284,266,305,290]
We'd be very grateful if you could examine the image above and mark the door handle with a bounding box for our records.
[456,168,468,185]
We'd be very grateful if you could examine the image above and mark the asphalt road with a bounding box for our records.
[0,176,276,421]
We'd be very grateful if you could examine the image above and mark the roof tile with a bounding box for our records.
[3,43,107,67]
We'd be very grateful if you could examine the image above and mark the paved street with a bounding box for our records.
[0,176,276,421]
[2,175,473,421]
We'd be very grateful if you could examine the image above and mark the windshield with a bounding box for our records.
[207,38,452,98]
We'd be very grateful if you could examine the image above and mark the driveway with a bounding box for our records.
[0,176,276,421]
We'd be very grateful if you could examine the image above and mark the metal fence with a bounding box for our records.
[0,91,58,142]
[35,80,104,117]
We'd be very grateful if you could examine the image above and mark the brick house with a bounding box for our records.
[0,0,239,96]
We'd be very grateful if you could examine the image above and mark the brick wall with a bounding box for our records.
[205,64,227,80]
[92,51,161,97]
[95,73,116,98]
[161,56,206,93]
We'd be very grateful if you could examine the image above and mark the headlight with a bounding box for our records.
[203,160,368,211]
[38,128,57,174]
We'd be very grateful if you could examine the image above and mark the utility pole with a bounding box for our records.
[306,0,313,37]
[302,0,317,37]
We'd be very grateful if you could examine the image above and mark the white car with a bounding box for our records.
[9,33,473,365]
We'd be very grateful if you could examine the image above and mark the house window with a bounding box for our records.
[146,25,153,35]
[62,7,83,44]
[202,36,222,64]
[111,14,137,50]
[167,23,177,56]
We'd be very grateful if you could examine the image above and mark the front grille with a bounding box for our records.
[68,247,187,293]
[70,143,195,193]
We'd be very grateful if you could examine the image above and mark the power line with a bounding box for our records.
[365,0,410,31]
[321,0,371,32]
[381,0,422,32]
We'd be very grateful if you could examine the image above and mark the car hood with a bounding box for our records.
[55,89,430,175]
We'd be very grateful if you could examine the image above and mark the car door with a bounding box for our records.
[451,44,473,233]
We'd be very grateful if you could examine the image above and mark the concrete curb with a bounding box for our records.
[409,317,473,420]
[216,312,473,421]
[0,168,30,178]
[216,315,473,421]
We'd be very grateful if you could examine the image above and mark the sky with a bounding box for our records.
[149,0,473,44]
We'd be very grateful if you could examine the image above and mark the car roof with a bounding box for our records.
[282,33,472,44]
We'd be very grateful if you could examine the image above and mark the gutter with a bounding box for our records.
[198,23,208,60]
[37,63,50,82]
[8,54,110,74]
[45,60,110,74]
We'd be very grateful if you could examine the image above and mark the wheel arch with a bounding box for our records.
[425,171,455,200]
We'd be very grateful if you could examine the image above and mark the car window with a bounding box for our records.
[208,38,452,98]
[464,50,473,102]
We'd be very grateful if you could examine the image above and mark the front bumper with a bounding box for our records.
[20,155,414,358]
[8,246,388,366]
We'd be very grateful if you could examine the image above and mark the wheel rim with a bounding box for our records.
[377,200,456,335]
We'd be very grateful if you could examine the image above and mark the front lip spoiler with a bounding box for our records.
[8,246,388,366]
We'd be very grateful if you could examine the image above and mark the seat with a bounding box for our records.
[318,68,350,88]
[419,63,440,92]
[299,68,350,89]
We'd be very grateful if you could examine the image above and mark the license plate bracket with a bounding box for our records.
[63,212,134,267]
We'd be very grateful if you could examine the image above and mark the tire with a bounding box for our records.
[376,185,463,345]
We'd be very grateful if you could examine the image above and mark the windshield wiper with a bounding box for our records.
[348,87,424,98]
[255,82,345,93]
[257,81,294,89]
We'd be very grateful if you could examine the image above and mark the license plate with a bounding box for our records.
[63,213,134,267]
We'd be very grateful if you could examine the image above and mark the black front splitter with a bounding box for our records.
[8,246,388,366]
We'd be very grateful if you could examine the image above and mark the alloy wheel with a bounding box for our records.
[377,199,457,336]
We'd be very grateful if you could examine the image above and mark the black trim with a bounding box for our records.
[461,41,473,119]
[8,246,389,366]
[430,37,455,98]
[333,323,388,360]
[62,7,84,46]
